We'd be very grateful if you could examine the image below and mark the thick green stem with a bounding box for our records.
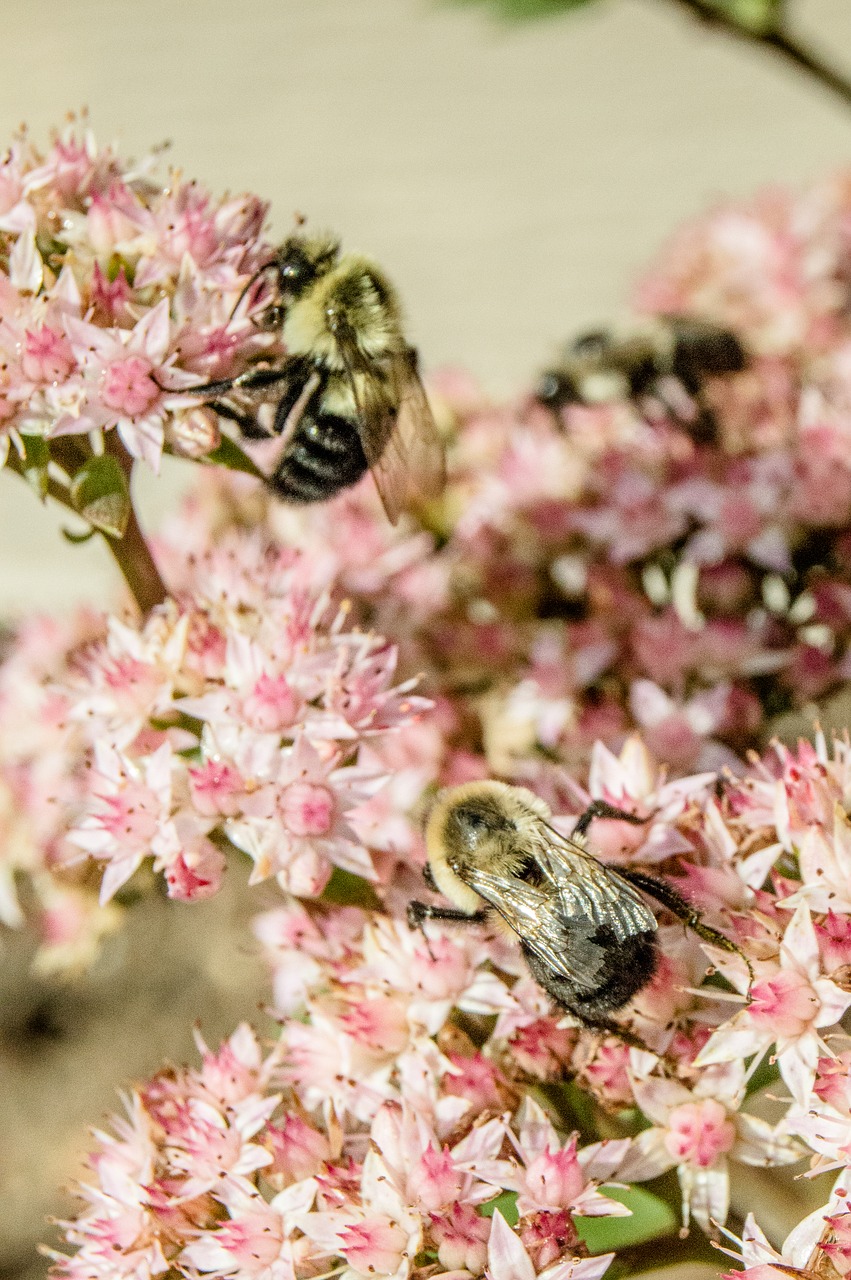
[664,0,851,111]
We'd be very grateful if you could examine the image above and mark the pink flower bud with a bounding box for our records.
[408,1143,463,1213]
[242,674,301,733]
[189,760,243,817]
[22,324,75,382]
[519,1210,579,1271]
[163,840,225,902]
[265,1114,331,1185]
[524,1140,586,1208]
[166,406,220,459]
[431,1203,490,1273]
[101,355,159,416]
[280,782,334,837]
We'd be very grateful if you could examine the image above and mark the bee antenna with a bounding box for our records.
[228,260,280,324]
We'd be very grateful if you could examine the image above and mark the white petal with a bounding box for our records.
[9,227,43,291]
[486,1210,535,1280]
[780,903,819,981]
[733,1114,804,1166]
[541,1255,614,1280]
[615,1129,677,1182]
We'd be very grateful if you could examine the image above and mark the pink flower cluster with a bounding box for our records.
[23,157,851,1276]
[51,731,851,1276]
[0,528,429,963]
[48,1020,624,1280]
[0,118,277,471]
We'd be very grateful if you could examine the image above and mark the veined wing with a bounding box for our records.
[537,823,658,942]
[340,344,446,525]
[462,829,656,995]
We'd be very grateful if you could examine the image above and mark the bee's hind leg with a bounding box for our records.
[618,868,753,984]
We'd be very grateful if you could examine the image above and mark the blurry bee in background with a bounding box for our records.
[179,233,446,524]
[535,316,747,442]
[408,782,750,1044]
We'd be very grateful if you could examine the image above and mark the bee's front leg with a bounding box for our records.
[406,901,487,931]
[572,799,651,839]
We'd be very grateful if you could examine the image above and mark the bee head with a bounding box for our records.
[535,368,580,409]
[274,234,340,301]
[446,797,515,864]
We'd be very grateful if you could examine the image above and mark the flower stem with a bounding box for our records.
[104,495,169,614]
[100,433,169,614]
[664,0,851,111]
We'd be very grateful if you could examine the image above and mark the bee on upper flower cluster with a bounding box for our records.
[181,232,446,524]
[409,781,751,1045]
[535,316,747,442]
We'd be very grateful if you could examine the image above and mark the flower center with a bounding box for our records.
[101,356,158,416]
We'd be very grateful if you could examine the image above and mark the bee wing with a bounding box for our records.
[462,828,657,993]
[462,867,588,986]
[538,825,658,941]
[342,346,446,525]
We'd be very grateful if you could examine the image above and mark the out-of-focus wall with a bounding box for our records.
[0,0,849,612]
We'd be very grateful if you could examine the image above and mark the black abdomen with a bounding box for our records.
[522,927,657,1018]
[269,394,369,505]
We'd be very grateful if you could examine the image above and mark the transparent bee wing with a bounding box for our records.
[463,826,657,994]
[463,867,594,987]
[341,345,446,525]
[538,824,658,941]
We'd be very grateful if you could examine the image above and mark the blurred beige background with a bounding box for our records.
[0,0,849,614]
[1,1,851,1276]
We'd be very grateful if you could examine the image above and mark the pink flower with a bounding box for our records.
[696,903,851,1105]
[619,1062,801,1231]
[485,1210,613,1280]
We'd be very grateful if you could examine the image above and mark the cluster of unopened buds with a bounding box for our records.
[5,125,851,1279]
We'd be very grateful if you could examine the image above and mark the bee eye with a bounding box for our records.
[259,304,285,330]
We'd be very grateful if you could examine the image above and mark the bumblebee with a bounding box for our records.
[181,233,446,524]
[535,316,747,442]
[408,782,747,1042]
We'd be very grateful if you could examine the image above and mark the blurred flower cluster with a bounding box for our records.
[4,132,851,1276]
[183,172,851,790]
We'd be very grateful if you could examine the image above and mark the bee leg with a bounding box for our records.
[203,399,270,441]
[168,367,293,397]
[407,900,487,931]
[618,869,754,985]
[572,799,651,839]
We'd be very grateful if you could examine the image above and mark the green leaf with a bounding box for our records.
[69,455,131,539]
[478,1191,519,1225]
[575,1185,677,1252]
[710,0,781,34]
[204,435,265,479]
[20,434,50,500]
[321,866,382,910]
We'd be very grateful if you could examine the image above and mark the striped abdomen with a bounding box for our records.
[268,365,370,505]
